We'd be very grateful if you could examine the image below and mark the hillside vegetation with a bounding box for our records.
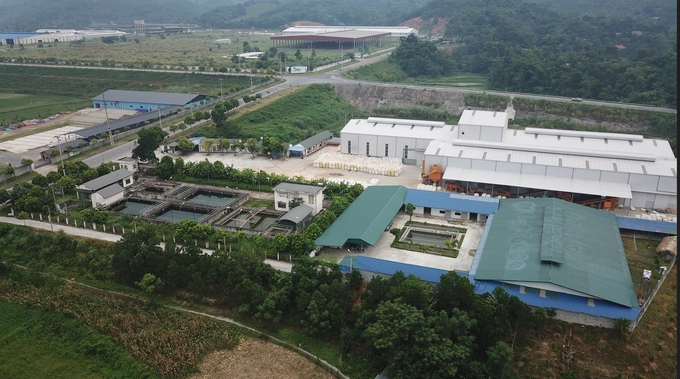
[397,0,677,107]
[198,84,368,142]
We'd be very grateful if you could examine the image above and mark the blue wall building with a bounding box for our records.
[92,90,206,112]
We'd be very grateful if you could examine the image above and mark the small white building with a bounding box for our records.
[91,184,124,208]
[273,183,325,215]
[117,157,138,173]
[75,169,134,204]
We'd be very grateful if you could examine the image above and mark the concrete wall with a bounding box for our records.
[274,189,323,215]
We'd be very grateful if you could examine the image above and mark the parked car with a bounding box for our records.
[571,97,582,102]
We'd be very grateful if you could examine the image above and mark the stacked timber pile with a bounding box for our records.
[313,151,404,176]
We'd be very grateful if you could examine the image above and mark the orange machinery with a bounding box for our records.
[421,163,443,187]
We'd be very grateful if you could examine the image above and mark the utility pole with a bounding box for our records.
[101,91,114,146]
[56,135,66,176]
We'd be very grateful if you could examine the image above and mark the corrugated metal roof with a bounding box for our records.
[76,107,176,138]
[341,118,457,140]
[273,182,324,194]
[92,90,202,106]
[278,205,313,223]
[315,186,408,247]
[77,169,133,192]
[297,130,332,149]
[616,216,677,235]
[459,110,508,128]
[474,198,638,308]
[442,166,633,198]
[96,183,124,198]
[404,189,500,215]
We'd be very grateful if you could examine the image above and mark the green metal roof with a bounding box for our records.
[298,130,333,149]
[315,186,408,248]
[474,198,638,308]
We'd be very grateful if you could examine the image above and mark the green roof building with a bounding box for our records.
[474,198,638,308]
[315,185,408,248]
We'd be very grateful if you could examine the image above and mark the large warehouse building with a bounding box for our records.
[339,111,677,210]
[270,26,415,49]
[92,90,205,112]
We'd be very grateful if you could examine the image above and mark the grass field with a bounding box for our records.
[0,300,161,379]
[345,60,488,89]
[0,93,89,126]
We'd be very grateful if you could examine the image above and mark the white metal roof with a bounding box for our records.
[459,110,508,128]
[442,166,633,198]
[281,26,417,37]
[426,139,676,178]
[341,118,457,140]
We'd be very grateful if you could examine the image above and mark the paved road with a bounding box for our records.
[0,216,292,272]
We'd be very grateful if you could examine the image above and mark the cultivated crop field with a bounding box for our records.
[0,300,161,378]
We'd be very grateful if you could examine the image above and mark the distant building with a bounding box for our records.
[213,38,232,44]
[273,183,325,215]
[236,52,265,59]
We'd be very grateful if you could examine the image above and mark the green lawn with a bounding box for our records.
[0,93,89,126]
[0,301,161,379]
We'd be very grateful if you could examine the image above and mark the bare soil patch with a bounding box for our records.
[189,338,335,379]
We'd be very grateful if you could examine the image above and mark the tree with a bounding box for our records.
[405,203,415,222]
[96,163,111,177]
[136,273,163,294]
[184,115,195,125]
[486,341,513,379]
[177,137,196,154]
[200,138,215,153]
[155,156,175,180]
[55,176,77,194]
[16,211,28,225]
[289,196,304,209]
[21,159,33,171]
[216,137,230,154]
[245,138,259,157]
[31,174,48,187]
[132,126,167,163]
[294,49,303,60]
[46,171,61,184]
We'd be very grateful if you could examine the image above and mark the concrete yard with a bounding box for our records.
[0,125,84,154]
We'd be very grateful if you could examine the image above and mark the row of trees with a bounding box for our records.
[0,221,545,378]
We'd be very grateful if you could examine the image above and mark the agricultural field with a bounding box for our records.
[0,300,161,379]
[0,65,263,127]
[0,31,395,70]
[0,93,89,126]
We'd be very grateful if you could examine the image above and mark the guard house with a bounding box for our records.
[288,130,333,157]
[273,183,325,215]
[117,157,138,173]
[75,169,134,203]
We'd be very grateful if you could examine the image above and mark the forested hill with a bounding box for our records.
[197,0,430,29]
[402,0,677,107]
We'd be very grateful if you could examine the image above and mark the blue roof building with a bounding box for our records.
[92,90,206,112]
[404,189,500,222]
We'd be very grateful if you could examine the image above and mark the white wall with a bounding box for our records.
[91,191,124,208]
[274,189,323,215]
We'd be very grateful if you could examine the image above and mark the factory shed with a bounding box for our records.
[473,198,638,308]
[271,29,390,49]
[315,186,408,248]
[289,130,333,157]
[92,90,205,111]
